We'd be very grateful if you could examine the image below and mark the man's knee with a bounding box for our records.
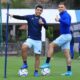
[22,44,28,50]
[49,42,55,48]
[63,49,71,59]
[35,54,40,60]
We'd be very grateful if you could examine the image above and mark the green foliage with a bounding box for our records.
[46,26,53,40]
[2,2,7,8]
[2,0,27,8]
[11,0,26,8]
[19,30,27,41]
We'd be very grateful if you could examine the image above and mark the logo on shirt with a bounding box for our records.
[35,17,39,19]
[31,18,34,20]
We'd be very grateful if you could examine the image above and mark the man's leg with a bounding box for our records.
[21,44,29,69]
[62,49,72,76]
[33,40,42,76]
[40,42,57,69]
[35,54,40,70]
[46,43,56,63]
[40,35,66,69]
[34,54,40,76]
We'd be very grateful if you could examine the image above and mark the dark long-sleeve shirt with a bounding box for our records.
[59,11,71,34]
[13,14,48,40]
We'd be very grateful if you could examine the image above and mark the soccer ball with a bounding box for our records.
[18,69,28,76]
[41,68,50,76]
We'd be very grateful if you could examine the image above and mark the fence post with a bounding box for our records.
[0,1,3,54]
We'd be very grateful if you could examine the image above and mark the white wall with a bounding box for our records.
[2,9,77,24]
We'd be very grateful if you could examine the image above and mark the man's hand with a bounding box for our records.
[55,15,59,22]
[8,14,13,17]
[39,18,44,25]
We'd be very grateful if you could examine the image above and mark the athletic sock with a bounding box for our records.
[23,61,27,65]
[46,57,51,63]
[35,70,38,72]
[67,66,71,71]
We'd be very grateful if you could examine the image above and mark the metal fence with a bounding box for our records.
[0,42,20,55]
[0,42,46,56]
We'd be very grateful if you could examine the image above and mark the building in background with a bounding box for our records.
[1,0,80,9]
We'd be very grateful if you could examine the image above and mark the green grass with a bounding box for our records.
[0,52,80,80]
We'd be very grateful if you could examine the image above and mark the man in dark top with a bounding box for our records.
[9,4,48,77]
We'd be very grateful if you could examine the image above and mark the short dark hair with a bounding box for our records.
[35,4,43,9]
[58,2,66,7]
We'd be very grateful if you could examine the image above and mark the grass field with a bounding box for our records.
[0,52,80,80]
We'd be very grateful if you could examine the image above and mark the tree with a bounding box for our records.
[2,0,27,8]
[11,0,26,8]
